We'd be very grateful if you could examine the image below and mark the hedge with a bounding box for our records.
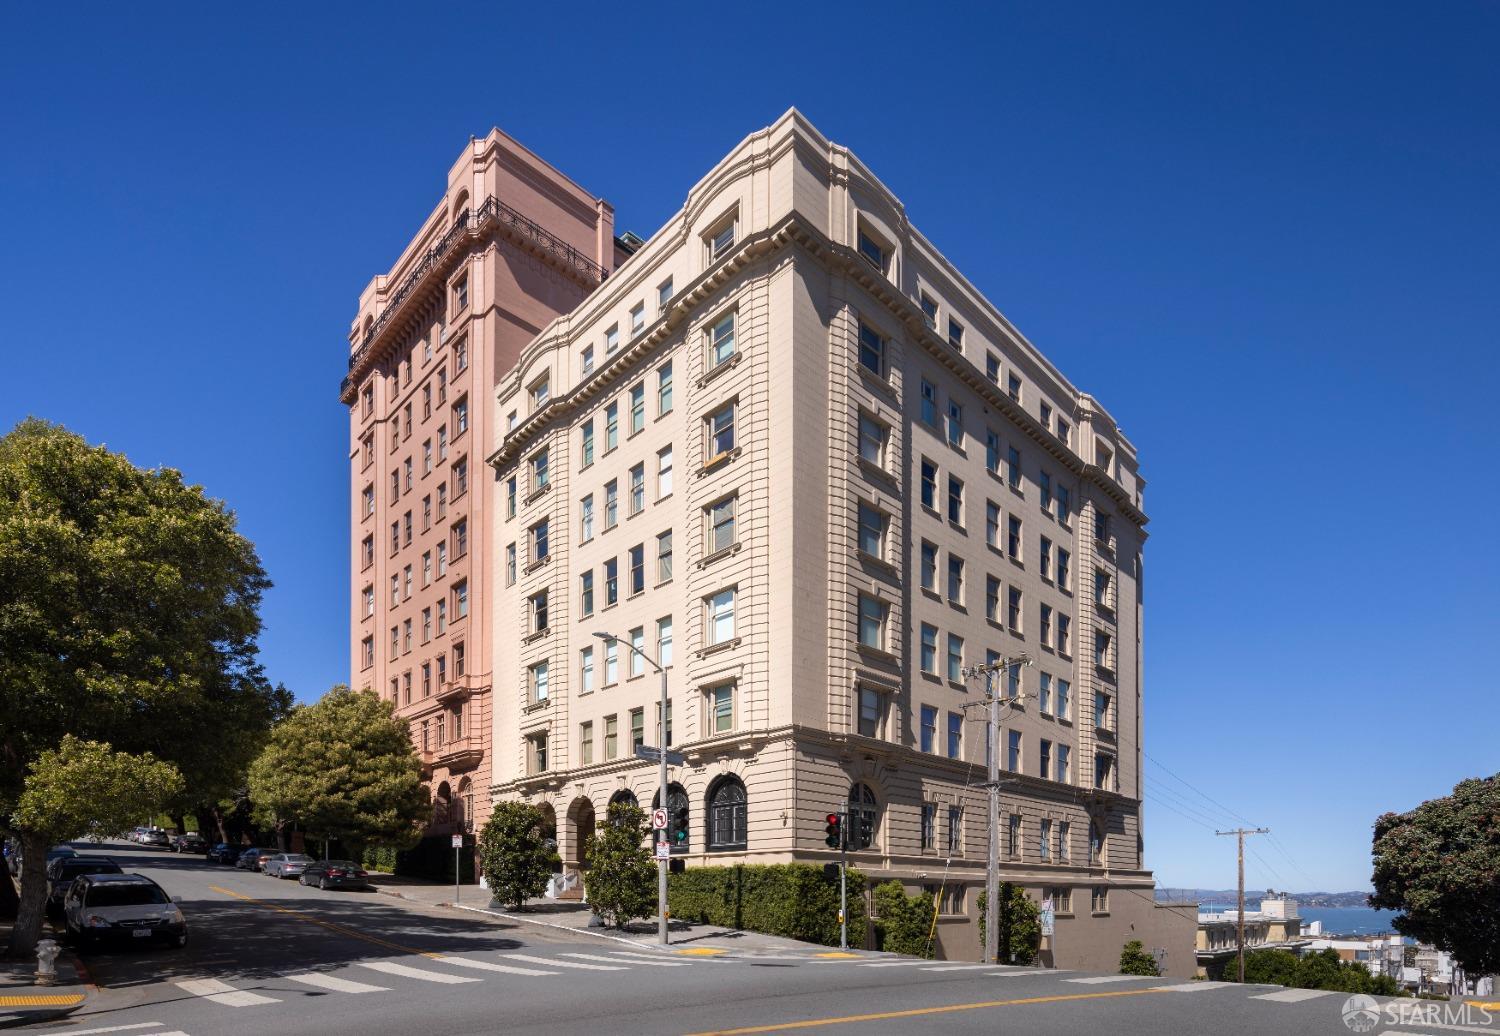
[667,863,866,947]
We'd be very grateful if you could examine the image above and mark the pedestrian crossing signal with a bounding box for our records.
[824,812,844,849]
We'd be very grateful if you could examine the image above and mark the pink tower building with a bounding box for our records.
[343,129,621,849]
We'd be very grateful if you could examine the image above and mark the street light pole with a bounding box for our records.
[595,631,670,946]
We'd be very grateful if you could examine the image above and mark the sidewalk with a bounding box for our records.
[366,871,882,959]
[0,940,91,1030]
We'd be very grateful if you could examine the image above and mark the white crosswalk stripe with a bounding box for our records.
[433,955,561,976]
[566,952,690,967]
[284,971,390,994]
[176,978,281,1006]
[921,964,1005,972]
[502,952,627,971]
[1252,988,1338,1003]
[1064,975,1158,984]
[985,969,1071,977]
[858,960,936,968]
[355,960,481,984]
[49,1026,167,1035]
[608,950,699,964]
[1155,981,1234,993]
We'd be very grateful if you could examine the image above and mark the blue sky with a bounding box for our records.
[3,2,1495,892]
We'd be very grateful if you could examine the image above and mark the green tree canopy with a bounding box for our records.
[1370,773,1500,975]
[977,884,1042,965]
[247,685,427,858]
[0,419,282,955]
[11,736,183,844]
[872,881,935,958]
[582,803,656,929]
[477,801,558,910]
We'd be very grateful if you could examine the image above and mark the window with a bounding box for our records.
[361,484,374,517]
[1040,818,1052,861]
[438,424,449,461]
[1040,537,1052,580]
[529,661,549,703]
[604,715,618,759]
[658,361,673,415]
[919,624,937,673]
[920,803,936,850]
[1057,485,1070,526]
[1057,679,1071,721]
[361,584,375,618]
[604,480,618,529]
[706,776,747,851]
[629,463,645,515]
[858,322,884,375]
[1057,744,1072,784]
[857,227,886,271]
[391,470,400,503]
[403,564,413,599]
[422,441,432,477]
[1007,729,1022,772]
[1038,673,1052,714]
[1040,604,1053,646]
[580,570,594,617]
[361,384,374,417]
[707,212,736,262]
[857,686,883,738]
[605,402,619,451]
[630,302,645,338]
[1007,446,1022,491]
[450,518,467,559]
[657,615,673,666]
[1095,568,1112,609]
[985,501,1001,550]
[707,495,736,554]
[1039,739,1052,781]
[985,575,1000,622]
[947,475,964,525]
[848,783,878,850]
[580,721,593,764]
[657,278,673,315]
[437,598,447,634]
[1094,753,1115,791]
[403,403,413,440]
[402,618,412,653]
[453,457,468,498]
[857,594,887,649]
[628,544,645,596]
[1007,586,1022,630]
[526,732,547,775]
[1006,373,1021,402]
[451,274,468,313]
[437,540,448,576]
[629,382,645,435]
[530,518,549,564]
[581,344,595,377]
[604,638,618,685]
[920,458,937,509]
[605,324,619,355]
[1039,470,1052,512]
[437,653,447,686]
[986,353,1000,384]
[604,557,618,606]
[706,401,736,461]
[580,495,594,542]
[646,528,670,584]
[947,807,962,854]
[706,588,735,645]
[858,412,887,466]
[947,711,962,759]
[628,627,645,679]
[531,448,549,492]
[1058,614,1070,655]
[947,317,964,351]
[582,421,595,467]
[389,574,400,608]
[920,379,938,426]
[579,647,595,693]
[1007,814,1021,858]
[1058,419,1070,445]
[529,590,548,633]
[1095,512,1113,547]
[946,633,963,681]
[1007,660,1022,699]
[919,292,938,329]
[1095,633,1112,673]
[920,705,937,752]
[1041,402,1053,431]
[420,662,431,697]
[1007,516,1022,559]
[403,511,413,545]
[710,683,734,733]
[1095,689,1112,730]
[454,580,468,619]
[708,312,736,367]
[362,534,374,569]
[360,636,374,669]
[946,555,964,604]
[946,400,963,448]
[1057,548,1070,590]
[920,541,937,591]
[1092,887,1109,914]
[857,502,885,557]
[1058,821,1071,860]
[985,430,1000,475]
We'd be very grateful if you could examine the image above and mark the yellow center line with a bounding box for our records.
[209,885,442,959]
[683,986,1171,1035]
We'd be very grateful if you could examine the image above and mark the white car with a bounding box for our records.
[264,853,313,879]
[63,873,186,950]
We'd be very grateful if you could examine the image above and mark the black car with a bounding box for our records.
[63,873,186,950]
[46,856,122,913]
[169,832,207,853]
[205,843,239,864]
[299,860,369,890]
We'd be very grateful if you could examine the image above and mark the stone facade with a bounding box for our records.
[480,108,1189,973]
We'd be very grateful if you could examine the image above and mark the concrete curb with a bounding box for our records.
[451,904,654,948]
[0,954,91,1030]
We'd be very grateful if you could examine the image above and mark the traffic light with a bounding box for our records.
[824,812,844,850]
[671,806,689,844]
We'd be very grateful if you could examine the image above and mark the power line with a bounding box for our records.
[1144,781,1235,829]
[1144,793,1219,831]
[1144,750,1257,827]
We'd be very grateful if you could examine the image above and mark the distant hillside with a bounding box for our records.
[1155,889,1373,909]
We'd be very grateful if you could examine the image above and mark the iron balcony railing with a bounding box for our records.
[341,196,608,396]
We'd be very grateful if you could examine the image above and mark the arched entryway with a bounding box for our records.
[537,802,558,850]
[434,781,454,829]
[565,797,596,872]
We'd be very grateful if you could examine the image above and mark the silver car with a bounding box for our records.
[263,853,313,879]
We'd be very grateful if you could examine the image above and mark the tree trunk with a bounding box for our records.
[5,830,50,959]
[170,814,187,836]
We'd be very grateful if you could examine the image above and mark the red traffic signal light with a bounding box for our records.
[824,812,844,849]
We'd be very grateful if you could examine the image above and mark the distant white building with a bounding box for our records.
[1196,895,1310,977]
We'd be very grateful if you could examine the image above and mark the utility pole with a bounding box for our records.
[1216,827,1269,982]
[962,653,1031,964]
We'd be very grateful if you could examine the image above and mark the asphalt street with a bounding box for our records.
[13,843,1492,1036]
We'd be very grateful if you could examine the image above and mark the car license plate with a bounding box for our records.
[132,928,151,938]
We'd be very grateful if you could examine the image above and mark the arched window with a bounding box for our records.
[705,776,747,852]
[653,782,690,852]
[456,778,474,832]
[848,783,878,850]
[452,190,470,225]
[607,789,638,824]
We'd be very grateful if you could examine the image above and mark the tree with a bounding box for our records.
[0,420,282,956]
[247,686,428,860]
[1119,939,1161,976]
[1223,948,1405,996]
[1370,773,1500,975]
[582,803,656,929]
[872,881,935,958]
[8,737,182,952]
[977,884,1042,964]
[477,802,557,910]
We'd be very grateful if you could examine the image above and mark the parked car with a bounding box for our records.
[138,829,171,849]
[46,856,122,913]
[206,843,239,864]
[236,847,276,871]
[63,873,186,950]
[169,832,207,854]
[299,860,369,890]
[127,827,149,844]
[263,853,313,879]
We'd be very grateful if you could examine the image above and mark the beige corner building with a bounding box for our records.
[487,109,1193,972]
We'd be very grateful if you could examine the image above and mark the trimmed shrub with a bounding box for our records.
[976,884,1042,964]
[583,803,656,929]
[1119,939,1161,975]
[872,881,935,957]
[668,864,867,947]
